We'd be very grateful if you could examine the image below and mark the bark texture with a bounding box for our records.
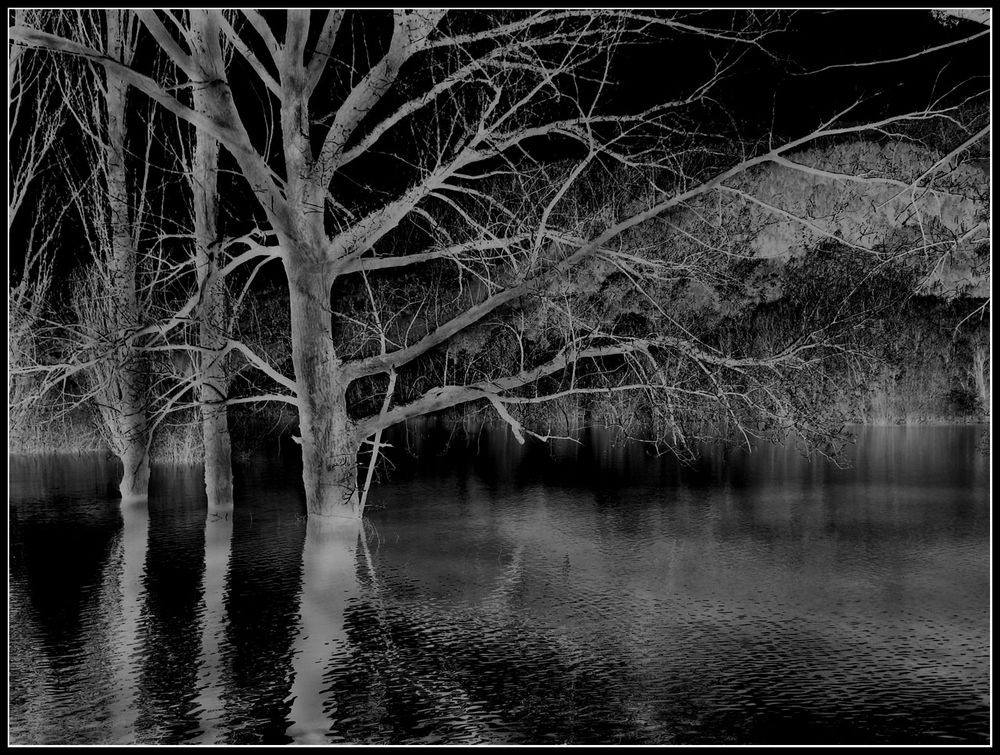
[106,11,151,500]
[191,10,233,509]
[287,262,362,518]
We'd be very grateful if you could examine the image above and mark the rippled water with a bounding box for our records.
[9,426,991,744]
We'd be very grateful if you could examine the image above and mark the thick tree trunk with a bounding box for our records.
[191,10,233,510]
[201,402,233,508]
[287,261,361,518]
[972,346,989,416]
[106,12,151,501]
[118,435,151,501]
[274,38,362,519]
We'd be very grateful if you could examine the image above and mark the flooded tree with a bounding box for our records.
[188,10,234,508]
[10,10,988,518]
[10,11,240,505]
[58,11,154,500]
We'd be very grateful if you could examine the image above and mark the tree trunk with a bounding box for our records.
[275,40,362,519]
[191,10,233,510]
[973,345,989,416]
[118,435,151,501]
[106,12,150,501]
[287,261,361,518]
[201,395,233,508]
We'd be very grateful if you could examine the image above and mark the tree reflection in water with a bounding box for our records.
[285,518,362,743]
[192,509,233,743]
[108,500,148,744]
[7,427,990,745]
[283,521,648,745]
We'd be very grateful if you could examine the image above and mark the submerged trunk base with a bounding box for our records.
[302,446,363,520]
[306,478,362,520]
[118,446,151,501]
[203,419,234,511]
[285,261,364,522]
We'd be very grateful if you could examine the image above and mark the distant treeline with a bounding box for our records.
[11,285,988,463]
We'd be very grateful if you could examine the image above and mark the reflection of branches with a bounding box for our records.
[353,527,494,743]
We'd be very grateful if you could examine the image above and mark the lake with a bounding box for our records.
[8,425,991,744]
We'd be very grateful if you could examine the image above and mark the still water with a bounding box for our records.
[9,426,990,744]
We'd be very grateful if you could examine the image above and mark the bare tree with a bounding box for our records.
[189,10,233,507]
[10,11,243,506]
[8,8,65,440]
[66,11,154,499]
[16,12,188,497]
[10,10,988,519]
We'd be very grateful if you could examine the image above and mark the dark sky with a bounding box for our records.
[612,9,988,137]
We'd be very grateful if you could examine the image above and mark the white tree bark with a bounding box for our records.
[972,345,990,415]
[190,10,234,509]
[104,10,151,500]
[287,262,362,517]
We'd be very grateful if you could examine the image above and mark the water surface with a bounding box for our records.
[8,426,991,744]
